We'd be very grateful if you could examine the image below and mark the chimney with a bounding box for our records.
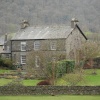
[21,20,30,29]
[71,18,79,28]
[3,33,7,50]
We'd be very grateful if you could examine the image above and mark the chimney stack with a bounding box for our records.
[71,18,79,28]
[4,33,7,43]
[3,33,7,50]
[21,20,30,29]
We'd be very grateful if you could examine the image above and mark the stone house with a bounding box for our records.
[0,19,87,70]
[0,33,14,59]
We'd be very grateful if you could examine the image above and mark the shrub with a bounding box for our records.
[0,58,15,69]
[0,58,3,66]
[37,80,51,85]
[47,60,75,78]
[65,60,75,73]
[56,60,66,77]
[46,62,57,78]
[3,59,13,67]
[63,71,84,86]
[56,60,75,77]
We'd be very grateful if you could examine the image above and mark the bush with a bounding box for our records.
[56,60,67,77]
[47,60,75,78]
[0,58,15,69]
[56,60,75,77]
[0,58,4,66]
[63,71,84,86]
[65,60,75,73]
[46,62,57,78]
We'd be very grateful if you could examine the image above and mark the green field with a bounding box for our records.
[0,95,100,100]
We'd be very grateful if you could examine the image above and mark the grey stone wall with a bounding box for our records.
[11,39,65,52]
[11,39,66,64]
[0,86,100,95]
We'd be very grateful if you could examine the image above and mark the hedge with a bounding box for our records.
[57,60,75,77]
[47,60,75,78]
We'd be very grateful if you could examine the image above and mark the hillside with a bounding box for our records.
[0,0,100,35]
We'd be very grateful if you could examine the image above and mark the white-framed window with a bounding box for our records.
[21,55,26,64]
[50,41,57,50]
[34,41,40,50]
[21,42,26,51]
[35,56,40,67]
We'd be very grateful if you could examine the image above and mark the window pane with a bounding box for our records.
[21,42,26,51]
[34,41,40,50]
[35,56,40,67]
[51,41,57,50]
[21,55,26,64]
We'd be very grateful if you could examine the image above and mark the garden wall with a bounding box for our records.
[0,86,100,95]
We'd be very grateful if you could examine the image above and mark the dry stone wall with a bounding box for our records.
[0,86,100,95]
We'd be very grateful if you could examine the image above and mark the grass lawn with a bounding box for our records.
[0,69,100,86]
[0,95,100,100]
[0,79,41,86]
[0,79,12,86]
[23,79,41,86]
[84,74,100,86]
[0,69,11,74]
[80,69,100,86]
[56,69,100,86]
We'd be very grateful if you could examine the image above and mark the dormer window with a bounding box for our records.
[34,41,40,50]
[21,42,26,51]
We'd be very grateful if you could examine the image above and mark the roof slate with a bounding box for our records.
[12,26,73,40]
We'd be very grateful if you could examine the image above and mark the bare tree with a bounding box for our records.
[26,49,66,85]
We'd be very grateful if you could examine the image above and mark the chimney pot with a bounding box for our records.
[21,20,30,29]
[71,18,79,28]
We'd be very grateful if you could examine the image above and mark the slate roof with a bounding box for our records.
[11,26,73,40]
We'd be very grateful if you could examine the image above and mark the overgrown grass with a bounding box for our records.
[0,95,100,100]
